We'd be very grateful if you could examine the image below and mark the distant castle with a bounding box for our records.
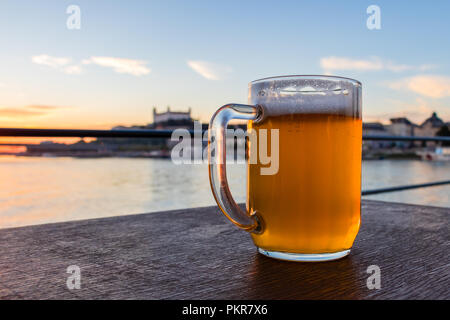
[113,106,195,131]
[150,106,197,131]
[153,106,192,124]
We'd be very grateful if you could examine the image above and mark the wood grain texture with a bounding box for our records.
[0,200,448,300]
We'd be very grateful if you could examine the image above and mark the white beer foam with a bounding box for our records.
[249,77,361,118]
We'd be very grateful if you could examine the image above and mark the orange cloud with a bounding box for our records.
[0,108,45,117]
[26,105,66,110]
[0,105,67,119]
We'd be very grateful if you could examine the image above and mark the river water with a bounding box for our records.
[0,156,448,229]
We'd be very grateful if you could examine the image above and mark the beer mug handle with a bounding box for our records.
[208,104,263,233]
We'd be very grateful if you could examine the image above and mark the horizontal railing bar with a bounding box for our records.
[0,128,449,142]
[0,128,175,138]
[362,180,450,195]
[362,134,450,142]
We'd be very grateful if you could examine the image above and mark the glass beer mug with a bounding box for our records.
[208,75,362,262]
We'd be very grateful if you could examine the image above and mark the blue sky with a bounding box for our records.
[0,0,449,128]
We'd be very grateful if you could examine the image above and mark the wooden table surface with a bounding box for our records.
[0,200,448,300]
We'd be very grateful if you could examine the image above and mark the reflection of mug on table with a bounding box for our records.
[208,75,362,262]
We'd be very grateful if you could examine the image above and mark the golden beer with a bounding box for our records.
[248,113,362,254]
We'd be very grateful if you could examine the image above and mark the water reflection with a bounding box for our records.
[0,156,448,229]
[362,160,450,205]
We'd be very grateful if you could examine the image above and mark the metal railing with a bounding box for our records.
[1,127,449,196]
[1,128,450,142]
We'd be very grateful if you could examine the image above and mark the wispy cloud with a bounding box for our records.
[187,60,232,80]
[32,55,152,76]
[387,75,450,98]
[32,54,71,68]
[63,65,83,75]
[320,56,434,73]
[82,56,151,76]
[0,105,66,119]
[32,54,82,75]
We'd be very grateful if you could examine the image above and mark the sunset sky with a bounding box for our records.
[1,0,449,133]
